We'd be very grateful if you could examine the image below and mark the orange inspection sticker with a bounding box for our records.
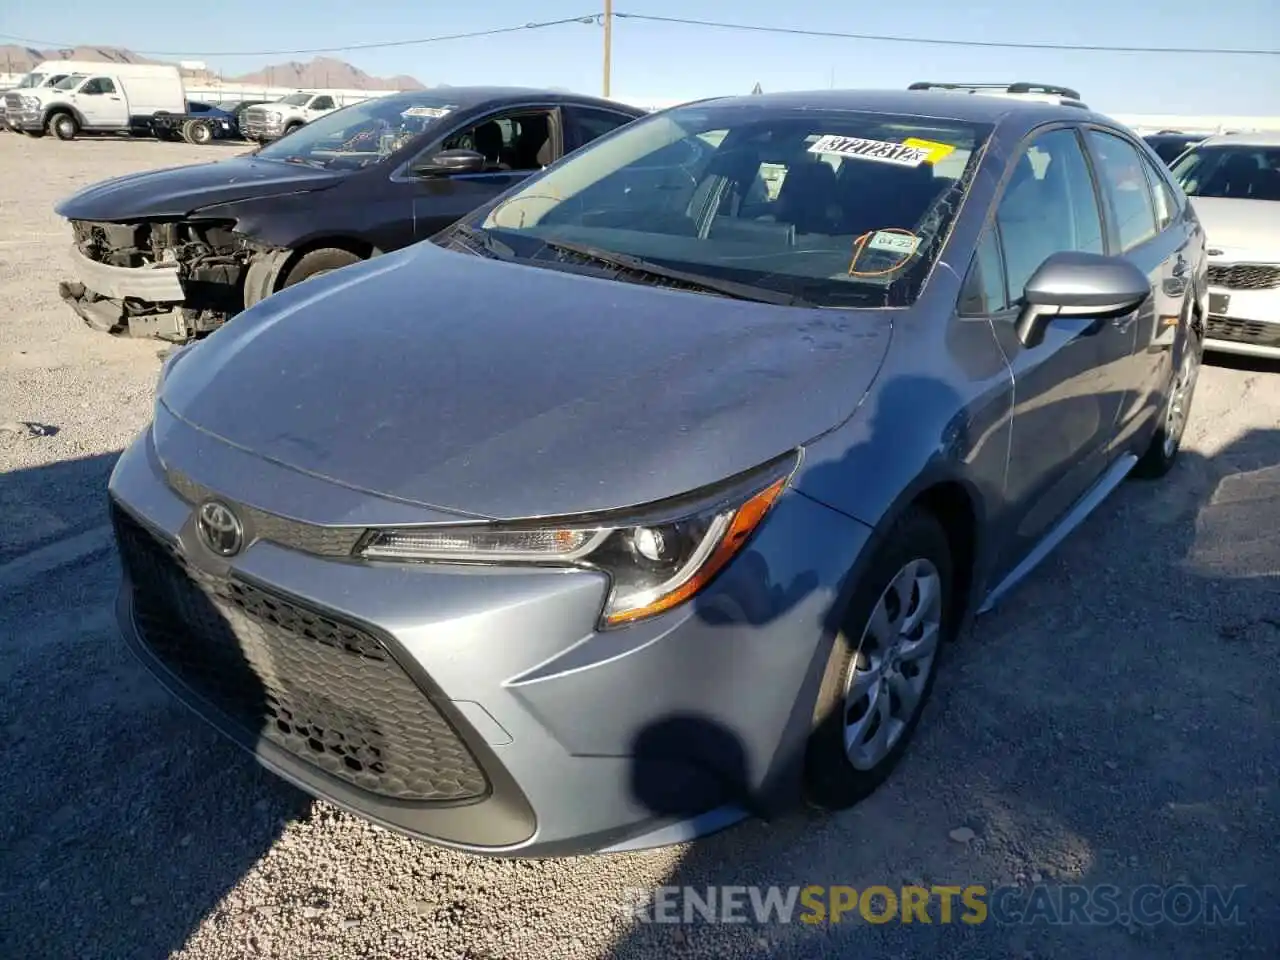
[901,137,957,164]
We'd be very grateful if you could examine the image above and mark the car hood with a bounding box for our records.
[157,243,893,521]
[1190,197,1280,258]
[53,156,342,221]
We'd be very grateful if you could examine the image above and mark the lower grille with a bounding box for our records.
[1207,264,1280,291]
[1205,316,1280,347]
[242,109,269,138]
[112,503,489,803]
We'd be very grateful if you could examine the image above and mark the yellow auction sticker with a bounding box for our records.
[901,137,957,164]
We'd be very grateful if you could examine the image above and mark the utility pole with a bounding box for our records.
[602,0,612,98]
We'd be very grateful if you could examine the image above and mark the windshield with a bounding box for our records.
[278,93,313,106]
[254,94,460,171]
[15,73,44,89]
[1172,144,1280,201]
[454,103,991,308]
[52,74,88,91]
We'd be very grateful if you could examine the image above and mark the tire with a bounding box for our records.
[283,122,303,138]
[1132,318,1202,479]
[183,119,214,145]
[805,507,954,810]
[280,248,363,289]
[48,112,79,141]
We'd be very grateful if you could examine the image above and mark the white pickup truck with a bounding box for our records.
[240,91,367,142]
[3,62,186,140]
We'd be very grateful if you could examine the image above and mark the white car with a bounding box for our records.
[1171,132,1280,359]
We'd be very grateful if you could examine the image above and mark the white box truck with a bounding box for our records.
[2,62,186,140]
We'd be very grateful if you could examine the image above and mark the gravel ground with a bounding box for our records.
[0,133,1277,960]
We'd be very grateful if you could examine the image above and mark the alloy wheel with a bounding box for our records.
[1163,344,1199,459]
[843,558,943,771]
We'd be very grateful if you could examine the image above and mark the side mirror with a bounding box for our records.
[411,149,486,177]
[1015,251,1151,349]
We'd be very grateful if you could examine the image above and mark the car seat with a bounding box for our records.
[773,159,840,234]
[472,121,511,171]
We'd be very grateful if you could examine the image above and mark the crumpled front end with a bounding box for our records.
[59,218,249,341]
[3,92,42,132]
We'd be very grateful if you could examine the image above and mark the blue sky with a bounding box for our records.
[4,0,1279,115]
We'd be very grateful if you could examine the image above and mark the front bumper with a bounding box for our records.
[66,243,185,303]
[107,416,869,856]
[4,102,41,131]
[1203,282,1280,360]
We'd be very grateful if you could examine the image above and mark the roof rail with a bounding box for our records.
[909,80,1083,101]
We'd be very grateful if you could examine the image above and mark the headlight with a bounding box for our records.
[269,111,282,123]
[21,95,40,109]
[358,453,798,627]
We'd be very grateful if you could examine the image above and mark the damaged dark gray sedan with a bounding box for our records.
[53,87,644,341]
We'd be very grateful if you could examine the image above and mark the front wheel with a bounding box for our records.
[805,508,954,810]
[49,113,79,141]
[280,248,363,289]
[1132,326,1201,479]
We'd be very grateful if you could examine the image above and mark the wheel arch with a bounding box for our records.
[275,236,380,290]
[42,103,86,129]
[830,466,990,642]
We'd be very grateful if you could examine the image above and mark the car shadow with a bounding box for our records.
[0,452,313,958]
[1202,350,1280,376]
[0,449,119,565]
[604,418,1279,958]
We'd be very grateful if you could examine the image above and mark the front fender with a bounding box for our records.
[41,102,87,128]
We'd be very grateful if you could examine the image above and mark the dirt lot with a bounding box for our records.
[0,133,1277,960]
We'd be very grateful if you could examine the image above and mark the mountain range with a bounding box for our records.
[0,45,425,91]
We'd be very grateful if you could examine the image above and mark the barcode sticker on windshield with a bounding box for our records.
[808,135,930,167]
[867,231,921,255]
[402,106,454,119]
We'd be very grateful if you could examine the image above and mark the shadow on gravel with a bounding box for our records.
[0,453,313,960]
[0,450,120,564]
[606,426,1280,960]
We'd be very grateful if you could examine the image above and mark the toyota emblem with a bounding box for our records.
[196,500,245,557]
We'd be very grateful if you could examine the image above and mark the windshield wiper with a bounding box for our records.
[446,223,515,260]
[279,156,328,169]
[535,238,816,307]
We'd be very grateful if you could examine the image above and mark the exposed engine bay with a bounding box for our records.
[58,219,284,342]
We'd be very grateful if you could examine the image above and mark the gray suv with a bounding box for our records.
[108,85,1206,857]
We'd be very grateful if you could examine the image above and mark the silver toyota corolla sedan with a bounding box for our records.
[107,87,1205,857]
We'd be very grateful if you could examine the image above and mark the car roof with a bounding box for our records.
[1194,130,1280,148]
[675,88,1109,126]
[375,86,646,115]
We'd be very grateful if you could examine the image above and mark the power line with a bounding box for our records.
[612,12,1280,57]
[2,12,1276,61]
[0,16,598,58]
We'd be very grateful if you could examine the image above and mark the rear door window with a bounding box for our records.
[565,107,638,151]
[1087,130,1160,252]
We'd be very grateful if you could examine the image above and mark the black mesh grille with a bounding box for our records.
[112,503,489,803]
[1205,316,1280,347]
[1207,264,1280,291]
